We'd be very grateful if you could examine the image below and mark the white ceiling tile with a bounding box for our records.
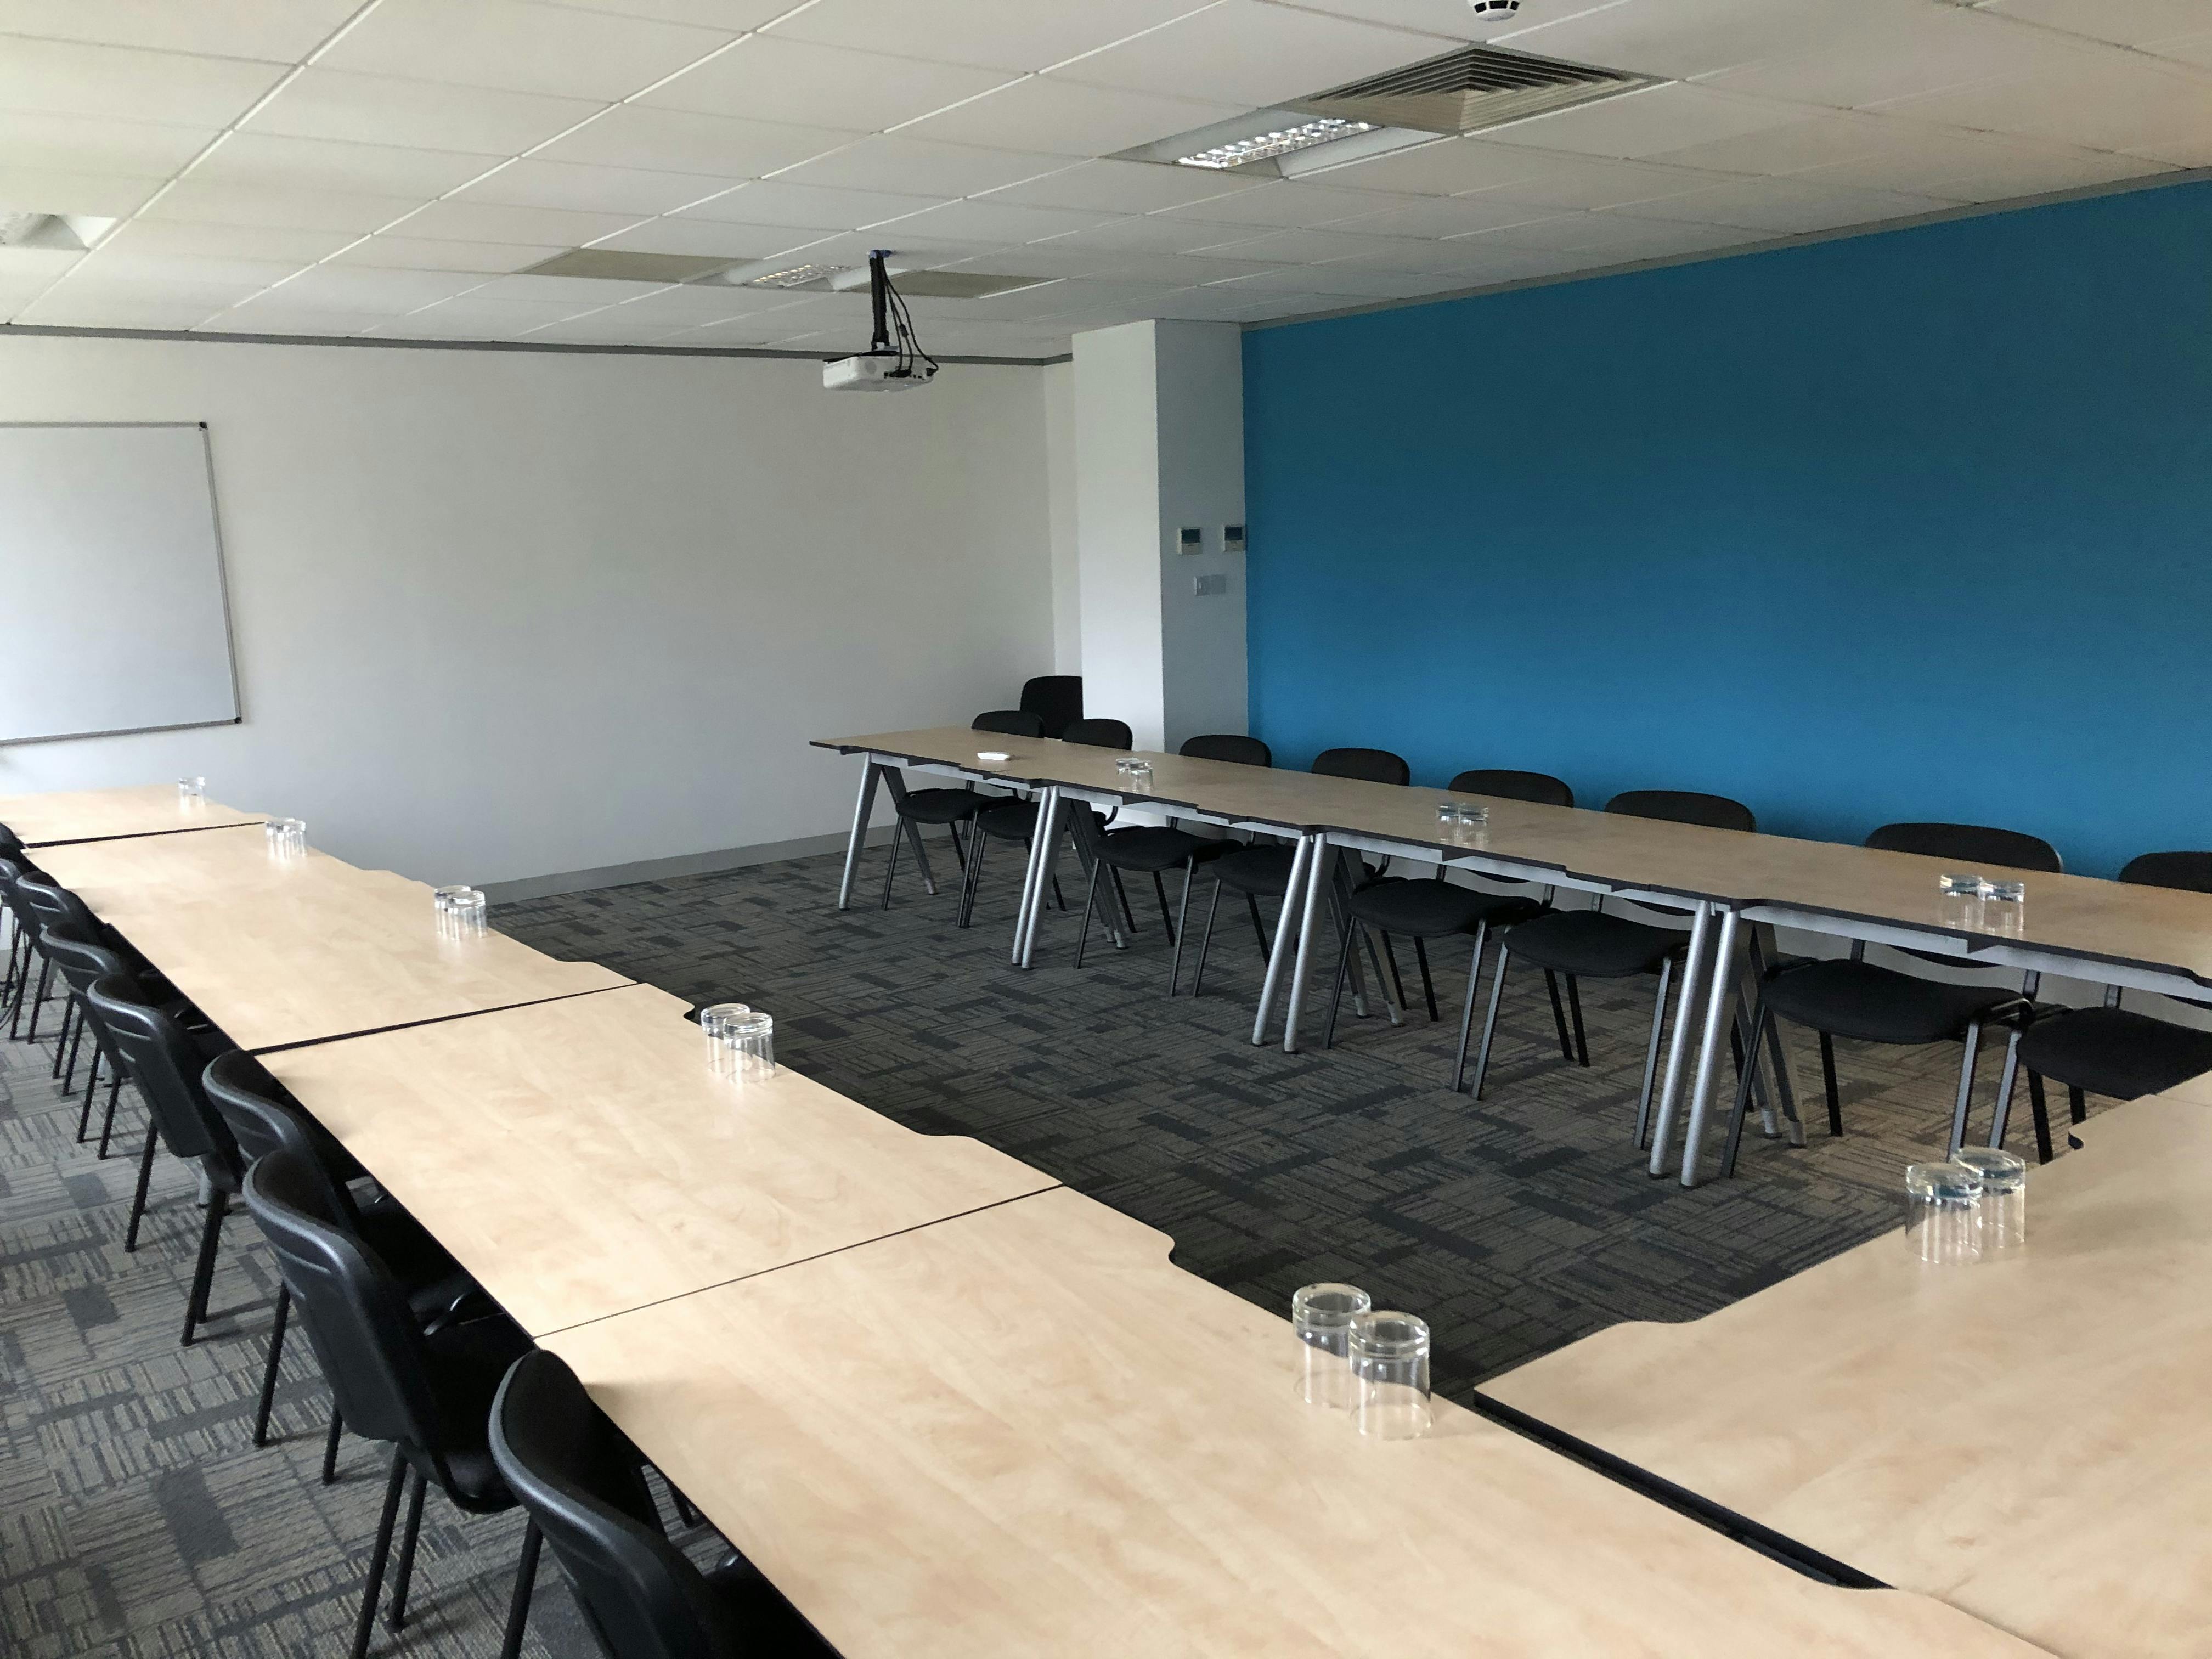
[1183,224,1423,263]
[1434,209,1722,256]
[243,69,606,154]
[1620,175,1953,234]
[771,136,1069,196]
[591,217,823,257]
[1640,111,1907,178]
[1492,0,1881,81]
[13,297,225,329]
[759,227,999,267]
[605,283,808,317]
[2142,32,2212,72]
[1974,0,2210,50]
[1056,0,1443,107]
[463,272,676,302]
[143,181,425,233]
[368,295,607,334]
[766,0,1220,75]
[535,105,855,177]
[190,132,504,196]
[456,157,737,215]
[1280,0,1524,43]
[318,0,736,101]
[0,0,362,60]
[1789,122,2163,201]
[672,179,950,229]
[101,220,365,262]
[1045,250,1280,284]
[0,37,287,127]
[1872,57,2212,163]
[0,166,165,216]
[865,199,1127,244]
[0,111,217,176]
[64,250,304,289]
[1482,83,1808,161]
[208,307,399,335]
[240,266,490,312]
[938,244,1148,280]
[1315,192,1560,239]
[538,0,811,29]
[30,270,273,307]
[901,75,1244,157]
[516,314,695,342]
[1036,213,1257,253]
[643,36,1015,131]
[980,158,1268,215]
[381,199,649,244]
[1151,179,1412,227]
[1453,149,1736,211]
[1201,260,1436,297]
[0,245,88,283]
[329,234,570,272]
[1299,134,1554,195]
[1703,7,2108,109]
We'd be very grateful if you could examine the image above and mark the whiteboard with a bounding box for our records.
[0,422,241,745]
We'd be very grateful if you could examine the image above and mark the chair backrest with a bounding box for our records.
[1448,769,1573,809]
[0,822,21,858]
[202,1050,371,1227]
[243,1149,463,1469]
[971,709,1045,738]
[1018,675,1083,741]
[1606,790,1756,833]
[84,975,238,1176]
[492,1351,746,1659]
[12,871,100,936]
[1063,718,1133,750]
[2120,851,2212,893]
[1864,821,2062,873]
[1312,748,1410,787]
[1179,734,1271,768]
[31,921,133,998]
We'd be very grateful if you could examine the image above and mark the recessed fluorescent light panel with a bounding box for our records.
[1177,116,1379,170]
[741,262,850,289]
[521,249,739,283]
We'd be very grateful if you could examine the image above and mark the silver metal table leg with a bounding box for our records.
[1283,834,1333,1055]
[1677,907,1744,1188]
[1645,901,1715,1178]
[1250,834,1316,1047]
[1012,788,1060,968]
[836,761,883,911]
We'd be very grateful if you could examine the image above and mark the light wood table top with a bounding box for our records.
[821,727,2212,987]
[547,1187,2040,1659]
[1486,1093,2212,1657]
[46,838,625,1052]
[265,984,1058,1337]
[1,783,265,847]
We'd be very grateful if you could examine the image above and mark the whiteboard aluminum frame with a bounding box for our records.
[0,420,245,747]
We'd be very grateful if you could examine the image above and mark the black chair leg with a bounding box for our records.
[1380,934,1409,1012]
[1110,868,1137,935]
[1471,947,1513,1099]
[181,1190,227,1346]
[2068,1084,2087,1125]
[124,1125,159,1253]
[946,822,967,871]
[350,1448,408,1659]
[59,1001,86,1092]
[2026,1070,2056,1164]
[1634,955,1677,1151]
[1152,870,1176,941]
[1191,881,1224,997]
[1818,1031,1843,1136]
[27,958,54,1042]
[323,1408,346,1485]
[1245,892,1269,962]
[386,1468,427,1631]
[1166,860,1196,997]
[49,992,73,1077]
[1071,855,1105,970]
[1321,910,1361,1049]
[956,830,988,929]
[75,1051,99,1142]
[1543,968,1572,1059]
[499,1519,543,1659]
[1948,1020,1984,1158]
[253,1284,290,1447]
[1565,974,1590,1066]
[1412,936,1440,1022]
[96,1070,122,1159]
[878,814,905,910]
[1721,994,1774,1178]
[1450,923,1489,1091]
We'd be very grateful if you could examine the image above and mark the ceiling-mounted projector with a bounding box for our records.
[823,250,939,392]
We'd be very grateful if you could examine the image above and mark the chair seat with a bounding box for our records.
[1350,878,1543,939]
[413,1312,536,1512]
[1764,959,2019,1045]
[896,787,983,825]
[358,1199,479,1323]
[2018,1006,2212,1101]
[1096,825,1207,872]
[1211,844,1296,894]
[1499,909,1683,978]
[973,800,1040,840]
[704,1554,838,1655]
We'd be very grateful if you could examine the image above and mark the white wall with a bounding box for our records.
[1073,323,1166,747]
[0,334,1057,889]
[1041,359,1080,675]
[1153,320,1246,751]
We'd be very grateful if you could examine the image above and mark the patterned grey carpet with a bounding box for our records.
[1,843,2093,1656]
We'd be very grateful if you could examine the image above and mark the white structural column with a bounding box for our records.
[1072,320,1248,752]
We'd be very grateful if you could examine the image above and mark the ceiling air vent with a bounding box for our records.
[521,250,740,282]
[1293,43,1655,137]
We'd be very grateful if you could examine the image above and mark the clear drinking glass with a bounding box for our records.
[1980,878,2027,938]
[1905,1161,1982,1265]
[1350,1311,1432,1440]
[178,776,206,800]
[436,888,487,938]
[699,1001,752,1065]
[1953,1146,2027,1251]
[432,884,473,915]
[1291,1283,1372,1408]
[1115,758,1154,786]
[721,1009,775,1080]
[264,817,307,857]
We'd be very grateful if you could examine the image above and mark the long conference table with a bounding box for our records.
[4,783,2061,1655]
[818,727,2212,1186]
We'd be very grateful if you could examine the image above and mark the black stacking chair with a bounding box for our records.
[1189,747,1408,1008]
[880,709,1046,909]
[245,1148,539,1659]
[1447,769,1574,808]
[1994,852,2212,1162]
[1469,791,1757,1146]
[83,975,247,1343]
[4,864,84,1043]
[958,718,1133,929]
[206,1052,481,1464]
[36,923,177,1158]
[1066,729,1267,994]
[490,1351,833,1659]
[1019,674,1083,740]
[1721,821,2062,1174]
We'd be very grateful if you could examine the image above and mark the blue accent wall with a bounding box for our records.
[1243,180,2212,877]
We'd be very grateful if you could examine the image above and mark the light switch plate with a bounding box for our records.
[1194,573,1228,597]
